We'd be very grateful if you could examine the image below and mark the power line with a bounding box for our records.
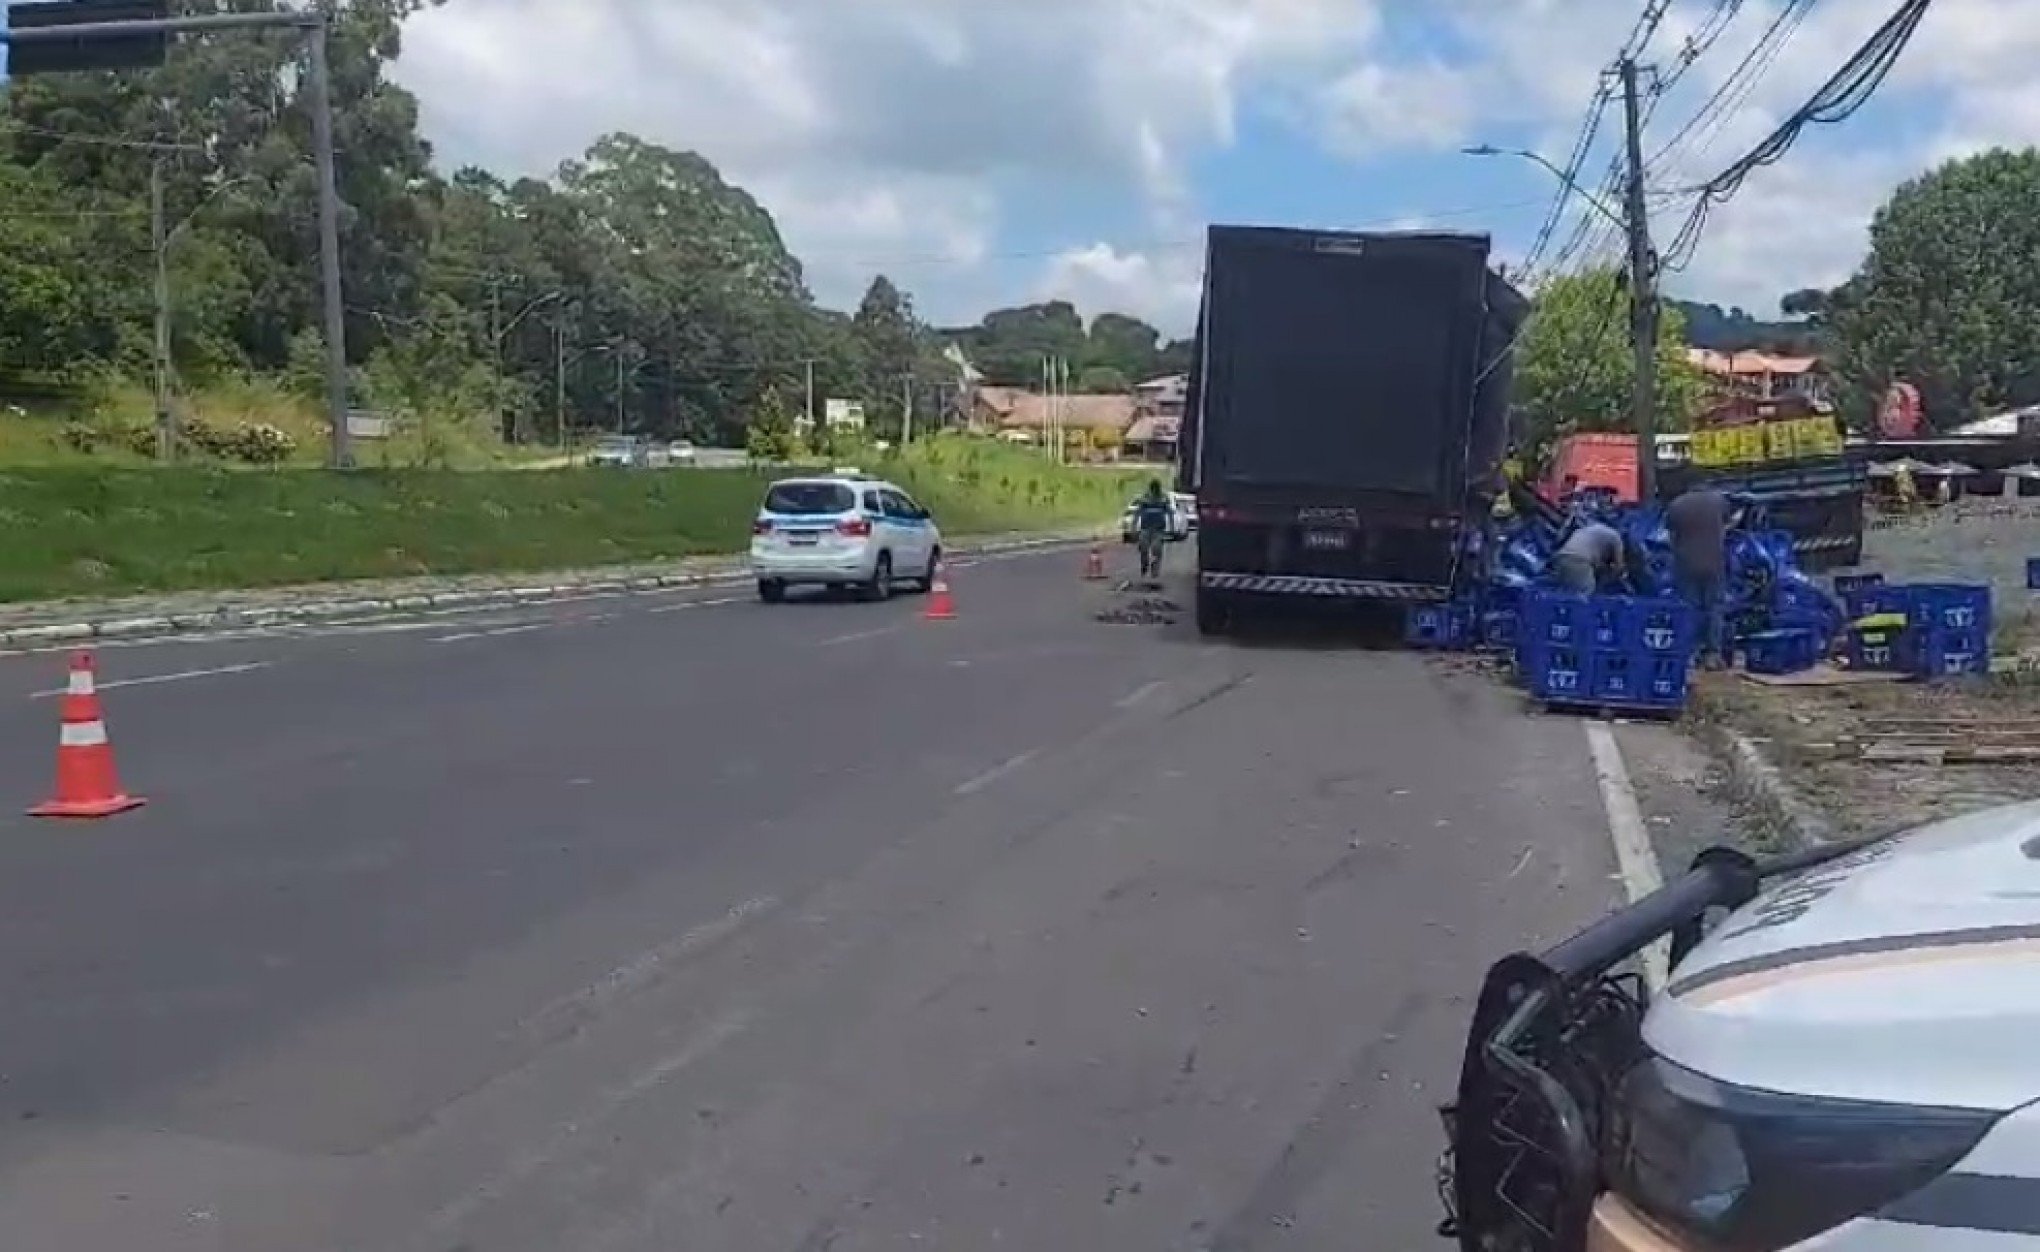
[1647,0,1817,175]
[0,120,208,152]
[1661,0,1931,271]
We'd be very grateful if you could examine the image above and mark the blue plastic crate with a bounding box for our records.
[1630,597,1700,655]
[1588,650,1642,702]
[1524,644,1587,700]
[1844,624,1912,672]
[1585,596,1629,648]
[1645,655,1691,704]
[1744,628,1823,676]
[1907,584,1991,636]
[1480,609,1518,651]
[1846,584,1914,624]
[1406,602,1474,650]
[1916,627,1989,678]
[2028,557,2040,591]
[1521,589,1589,647]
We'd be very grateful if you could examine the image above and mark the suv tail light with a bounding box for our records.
[751,518,773,535]
[836,517,873,537]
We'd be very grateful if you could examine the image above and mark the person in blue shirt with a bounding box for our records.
[1132,479,1174,579]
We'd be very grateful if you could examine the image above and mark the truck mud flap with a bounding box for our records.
[1199,571,1451,601]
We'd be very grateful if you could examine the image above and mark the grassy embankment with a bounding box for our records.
[3,434,1144,602]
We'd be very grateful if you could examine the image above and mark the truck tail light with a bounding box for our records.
[837,517,873,537]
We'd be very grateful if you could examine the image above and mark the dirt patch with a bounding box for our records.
[1697,669,2040,838]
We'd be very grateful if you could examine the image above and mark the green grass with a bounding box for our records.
[0,434,1143,602]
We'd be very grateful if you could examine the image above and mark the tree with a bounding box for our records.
[1828,148,2040,428]
[852,274,920,434]
[1512,267,1706,460]
[1077,365,1130,393]
[745,384,796,462]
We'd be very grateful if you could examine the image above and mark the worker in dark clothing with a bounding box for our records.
[1551,520,1625,593]
[1665,486,1738,666]
[1131,479,1173,580]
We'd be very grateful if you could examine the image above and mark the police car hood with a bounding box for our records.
[1645,800,2040,1111]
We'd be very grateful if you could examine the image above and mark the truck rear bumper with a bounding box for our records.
[1199,571,1451,601]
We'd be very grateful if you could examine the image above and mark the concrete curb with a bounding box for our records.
[0,531,1095,648]
[1687,686,1836,850]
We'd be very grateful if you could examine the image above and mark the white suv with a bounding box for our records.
[750,475,943,603]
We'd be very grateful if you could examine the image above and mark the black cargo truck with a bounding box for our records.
[1177,226,1528,636]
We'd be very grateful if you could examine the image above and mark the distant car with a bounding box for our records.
[750,474,943,603]
[587,435,644,468]
[668,440,698,466]
[1119,494,1192,544]
[1171,491,1198,532]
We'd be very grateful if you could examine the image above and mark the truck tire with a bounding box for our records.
[1196,586,1233,637]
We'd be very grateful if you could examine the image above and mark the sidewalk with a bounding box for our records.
[0,529,1099,646]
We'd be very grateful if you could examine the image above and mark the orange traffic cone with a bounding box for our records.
[29,652,144,819]
[1083,543,1106,580]
[924,560,957,621]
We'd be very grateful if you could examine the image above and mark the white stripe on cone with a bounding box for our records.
[60,720,109,748]
[68,669,94,696]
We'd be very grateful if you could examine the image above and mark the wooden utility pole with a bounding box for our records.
[1620,57,1660,502]
[150,156,173,461]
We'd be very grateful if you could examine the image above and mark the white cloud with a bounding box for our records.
[389,0,2040,332]
[1037,243,1204,333]
[396,0,1384,323]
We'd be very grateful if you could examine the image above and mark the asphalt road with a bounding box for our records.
[0,543,1655,1251]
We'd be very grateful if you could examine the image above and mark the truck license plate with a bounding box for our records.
[1302,529,1349,550]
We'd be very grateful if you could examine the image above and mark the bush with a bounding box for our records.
[181,417,235,459]
[58,422,99,455]
[227,422,296,465]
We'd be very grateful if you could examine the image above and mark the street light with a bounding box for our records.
[153,165,256,459]
[491,289,561,442]
[1461,144,1627,232]
[590,340,649,434]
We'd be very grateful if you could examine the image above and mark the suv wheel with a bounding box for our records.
[862,553,893,602]
[914,546,942,593]
[758,579,786,604]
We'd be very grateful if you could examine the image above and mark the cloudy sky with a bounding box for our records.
[394,0,2036,334]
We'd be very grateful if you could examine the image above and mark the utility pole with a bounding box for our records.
[487,276,502,441]
[900,375,913,446]
[306,19,350,468]
[150,156,173,461]
[554,314,567,449]
[1620,56,1659,502]
[803,358,815,432]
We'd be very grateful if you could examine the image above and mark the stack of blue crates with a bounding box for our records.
[1517,589,1700,710]
[1405,600,1476,650]
[1833,580,1992,677]
[1907,584,1991,677]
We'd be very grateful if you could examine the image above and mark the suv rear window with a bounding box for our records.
[764,482,855,515]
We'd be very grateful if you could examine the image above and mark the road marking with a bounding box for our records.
[821,624,901,646]
[955,748,1041,796]
[1115,679,1167,709]
[648,595,745,614]
[31,661,271,699]
[429,623,548,644]
[1584,722,1669,989]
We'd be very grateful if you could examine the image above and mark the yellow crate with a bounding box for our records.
[1799,417,1843,458]
[1689,427,1731,467]
[1764,420,1797,461]
[1730,424,1768,464]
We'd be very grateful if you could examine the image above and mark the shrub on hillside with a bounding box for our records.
[228,422,296,465]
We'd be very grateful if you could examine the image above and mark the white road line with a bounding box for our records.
[1584,721,1669,989]
[647,596,745,614]
[429,623,547,644]
[1115,679,1167,709]
[955,748,1041,796]
[31,661,272,699]
[820,624,900,646]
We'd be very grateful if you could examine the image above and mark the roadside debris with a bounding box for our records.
[1096,595,1180,626]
